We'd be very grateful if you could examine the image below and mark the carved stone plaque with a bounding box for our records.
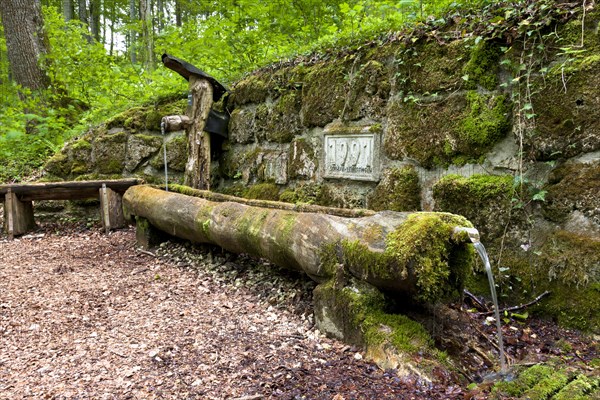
[323,132,379,181]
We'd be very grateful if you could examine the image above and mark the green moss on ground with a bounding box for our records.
[553,374,600,400]
[313,277,439,370]
[489,364,597,400]
[368,165,421,212]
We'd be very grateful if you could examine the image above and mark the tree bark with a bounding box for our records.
[184,76,213,190]
[0,0,50,92]
[129,0,137,64]
[139,0,154,70]
[89,0,101,41]
[62,0,74,21]
[175,0,182,27]
[123,185,474,300]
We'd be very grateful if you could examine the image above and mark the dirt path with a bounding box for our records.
[0,227,445,399]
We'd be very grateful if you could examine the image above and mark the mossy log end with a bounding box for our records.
[123,185,475,302]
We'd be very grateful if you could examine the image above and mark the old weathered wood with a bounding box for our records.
[0,179,140,202]
[100,184,125,233]
[123,185,474,298]
[184,76,214,190]
[3,188,36,238]
[1,179,139,238]
[152,184,376,218]
[161,115,191,132]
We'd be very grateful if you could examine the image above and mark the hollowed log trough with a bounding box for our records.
[123,185,477,373]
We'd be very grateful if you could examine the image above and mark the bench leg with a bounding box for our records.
[4,190,36,239]
[135,216,167,250]
[100,185,125,233]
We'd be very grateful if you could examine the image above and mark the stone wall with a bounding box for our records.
[216,5,600,330]
[45,5,600,330]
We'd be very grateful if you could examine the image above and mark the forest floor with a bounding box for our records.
[0,221,597,399]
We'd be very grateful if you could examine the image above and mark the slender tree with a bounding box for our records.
[129,0,137,63]
[89,0,101,41]
[140,0,154,70]
[0,0,50,92]
[62,0,74,21]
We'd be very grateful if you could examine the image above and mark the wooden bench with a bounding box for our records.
[0,179,141,239]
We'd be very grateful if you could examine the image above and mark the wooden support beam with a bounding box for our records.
[3,188,36,238]
[135,216,168,250]
[100,184,125,233]
[0,179,140,201]
[184,76,214,190]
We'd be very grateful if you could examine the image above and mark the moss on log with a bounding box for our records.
[123,185,475,302]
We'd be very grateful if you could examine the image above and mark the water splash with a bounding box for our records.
[160,120,169,192]
[455,227,507,374]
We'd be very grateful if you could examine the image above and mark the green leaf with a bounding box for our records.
[532,190,547,202]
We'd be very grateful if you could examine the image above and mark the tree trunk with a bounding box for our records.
[78,0,88,23]
[123,185,475,301]
[62,0,74,21]
[0,0,50,92]
[89,0,101,42]
[156,0,164,32]
[175,0,182,27]
[129,0,137,64]
[139,0,154,70]
[184,76,213,190]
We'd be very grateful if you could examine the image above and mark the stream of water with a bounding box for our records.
[455,227,507,375]
[473,241,507,374]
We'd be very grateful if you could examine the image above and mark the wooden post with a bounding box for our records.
[184,75,214,190]
[3,188,36,238]
[99,184,125,233]
[135,216,167,249]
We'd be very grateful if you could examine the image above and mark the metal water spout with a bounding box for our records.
[454,226,481,243]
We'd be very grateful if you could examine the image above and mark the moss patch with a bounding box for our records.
[462,40,501,91]
[150,135,188,172]
[457,91,510,156]
[266,91,302,143]
[543,161,600,225]
[368,165,421,212]
[279,183,322,205]
[244,183,280,201]
[313,277,439,370]
[553,374,600,400]
[106,100,186,132]
[433,174,515,243]
[93,132,128,174]
[344,59,391,121]
[395,40,469,94]
[301,61,348,127]
[320,213,474,303]
[528,57,600,160]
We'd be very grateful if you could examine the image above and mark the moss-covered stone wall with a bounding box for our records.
[44,3,600,331]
